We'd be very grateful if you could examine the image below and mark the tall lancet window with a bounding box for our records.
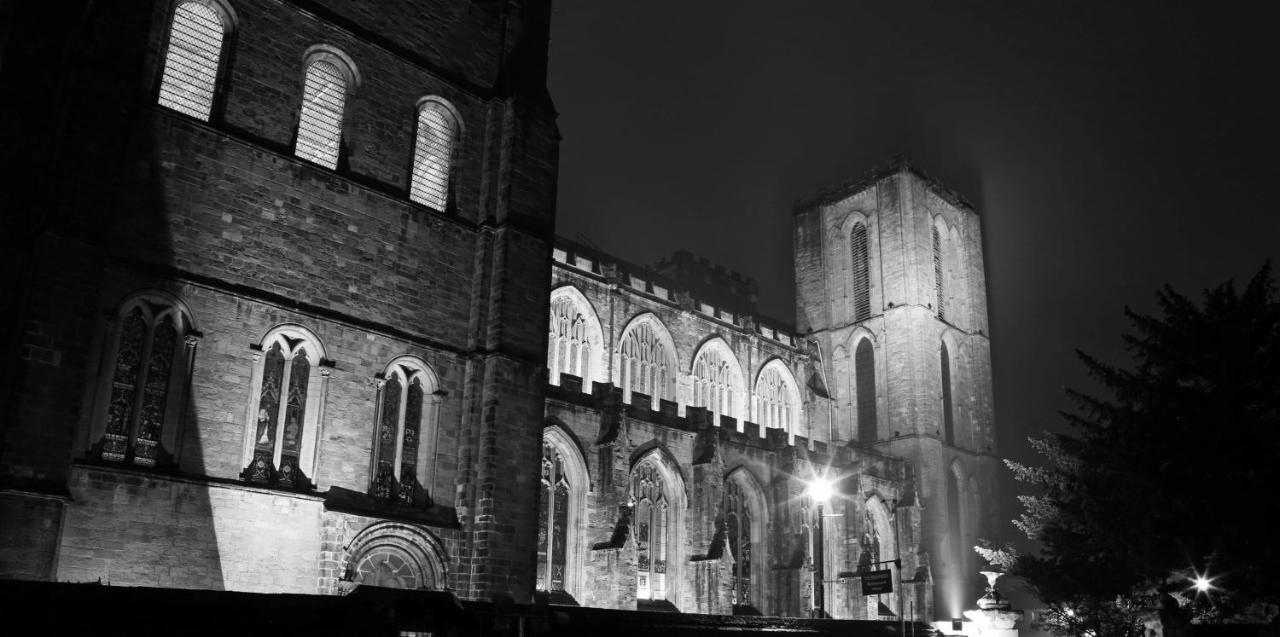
[859,510,881,571]
[725,480,753,607]
[157,1,230,121]
[933,225,946,320]
[370,359,437,506]
[410,98,460,211]
[855,339,877,443]
[620,322,668,403]
[851,221,871,321]
[693,346,736,422]
[548,296,591,384]
[96,295,196,467]
[536,443,570,592]
[941,341,955,444]
[633,460,669,600]
[295,49,357,169]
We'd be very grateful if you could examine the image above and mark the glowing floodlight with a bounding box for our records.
[807,477,834,504]
[1193,574,1214,593]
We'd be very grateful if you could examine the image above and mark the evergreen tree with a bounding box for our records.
[993,264,1280,636]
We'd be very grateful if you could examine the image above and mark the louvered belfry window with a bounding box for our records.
[933,225,945,320]
[410,100,459,211]
[157,2,225,121]
[851,222,871,321]
[295,58,348,169]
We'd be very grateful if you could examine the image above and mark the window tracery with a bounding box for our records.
[619,321,670,404]
[753,362,797,433]
[536,442,570,592]
[241,326,327,490]
[370,358,439,506]
[548,295,591,385]
[725,480,753,607]
[692,342,743,422]
[633,460,670,600]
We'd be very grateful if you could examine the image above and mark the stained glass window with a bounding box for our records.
[856,339,877,444]
[633,461,669,600]
[851,221,871,321]
[535,443,570,591]
[725,480,753,607]
[243,333,320,489]
[295,57,349,169]
[100,301,186,467]
[157,1,226,121]
[370,360,434,505]
[410,99,459,211]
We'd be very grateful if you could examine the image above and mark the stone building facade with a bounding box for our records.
[0,0,998,623]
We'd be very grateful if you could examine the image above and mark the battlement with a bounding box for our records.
[793,155,977,214]
[552,237,799,348]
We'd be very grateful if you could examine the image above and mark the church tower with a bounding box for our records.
[794,161,1000,620]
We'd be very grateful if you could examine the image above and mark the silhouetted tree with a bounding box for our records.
[990,263,1280,636]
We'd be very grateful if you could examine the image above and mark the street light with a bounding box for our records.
[807,477,834,618]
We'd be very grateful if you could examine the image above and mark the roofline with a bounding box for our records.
[792,155,978,214]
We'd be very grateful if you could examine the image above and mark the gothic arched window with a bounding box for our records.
[548,295,591,385]
[941,341,955,444]
[851,221,871,321]
[410,98,460,211]
[633,459,672,601]
[692,340,744,422]
[933,225,945,320]
[619,318,672,404]
[855,339,877,443]
[725,480,753,607]
[241,326,328,490]
[536,442,570,592]
[295,48,358,169]
[753,361,799,434]
[93,293,197,467]
[371,358,440,506]
[157,0,233,121]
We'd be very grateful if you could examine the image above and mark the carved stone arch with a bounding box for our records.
[342,521,448,591]
[689,336,747,422]
[861,493,899,617]
[537,421,591,600]
[630,445,688,606]
[115,288,199,334]
[615,312,679,406]
[549,285,608,391]
[751,357,801,437]
[724,466,770,609]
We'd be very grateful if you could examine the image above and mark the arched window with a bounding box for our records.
[295,48,358,169]
[618,317,674,405]
[370,357,440,506]
[692,339,745,423]
[93,293,197,467]
[947,465,965,587]
[725,480,753,607]
[549,296,591,385]
[861,497,898,621]
[241,326,328,490]
[933,225,945,320]
[855,339,877,444]
[410,98,460,211]
[941,341,954,444]
[536,442,570,592]
[851,221,871,321]
[633,458,672,601]
[753,360,799,435]
[157,0,232,121]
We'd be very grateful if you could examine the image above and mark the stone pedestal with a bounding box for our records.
[960,571,1023,637]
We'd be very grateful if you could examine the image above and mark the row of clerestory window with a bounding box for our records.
[88,290,441,506]
[156,0,461,212]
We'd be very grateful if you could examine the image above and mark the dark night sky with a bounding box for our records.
[545,2,1279,546]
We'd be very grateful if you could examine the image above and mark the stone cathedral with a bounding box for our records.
[0,0,998,624]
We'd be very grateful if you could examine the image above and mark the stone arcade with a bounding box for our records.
[0,0,999,623]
